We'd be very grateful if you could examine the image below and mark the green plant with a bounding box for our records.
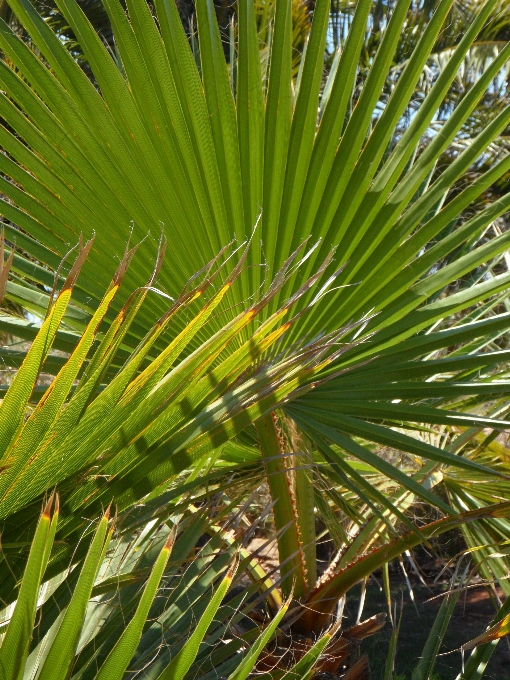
[0,494,282,679]
[1,0,510,676]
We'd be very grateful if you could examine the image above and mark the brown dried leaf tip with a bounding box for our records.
[0,228,14,304]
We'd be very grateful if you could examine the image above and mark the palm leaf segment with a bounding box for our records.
[0,496,276,679]
[1,0,510,671]
[0,0,508,336]
[0,244,342,595]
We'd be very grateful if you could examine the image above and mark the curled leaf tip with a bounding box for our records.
[226,555,240,580]
[104,501,113,520]
[150,237,167,284]
[164,524,178,551]
[62,235,95,292]
[42,491,55,517]
[113,240,141,285]
[0,229,14,304]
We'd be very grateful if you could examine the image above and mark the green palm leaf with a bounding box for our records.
[0,1,510,676]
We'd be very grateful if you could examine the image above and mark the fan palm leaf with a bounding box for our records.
[1,0,510,674]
